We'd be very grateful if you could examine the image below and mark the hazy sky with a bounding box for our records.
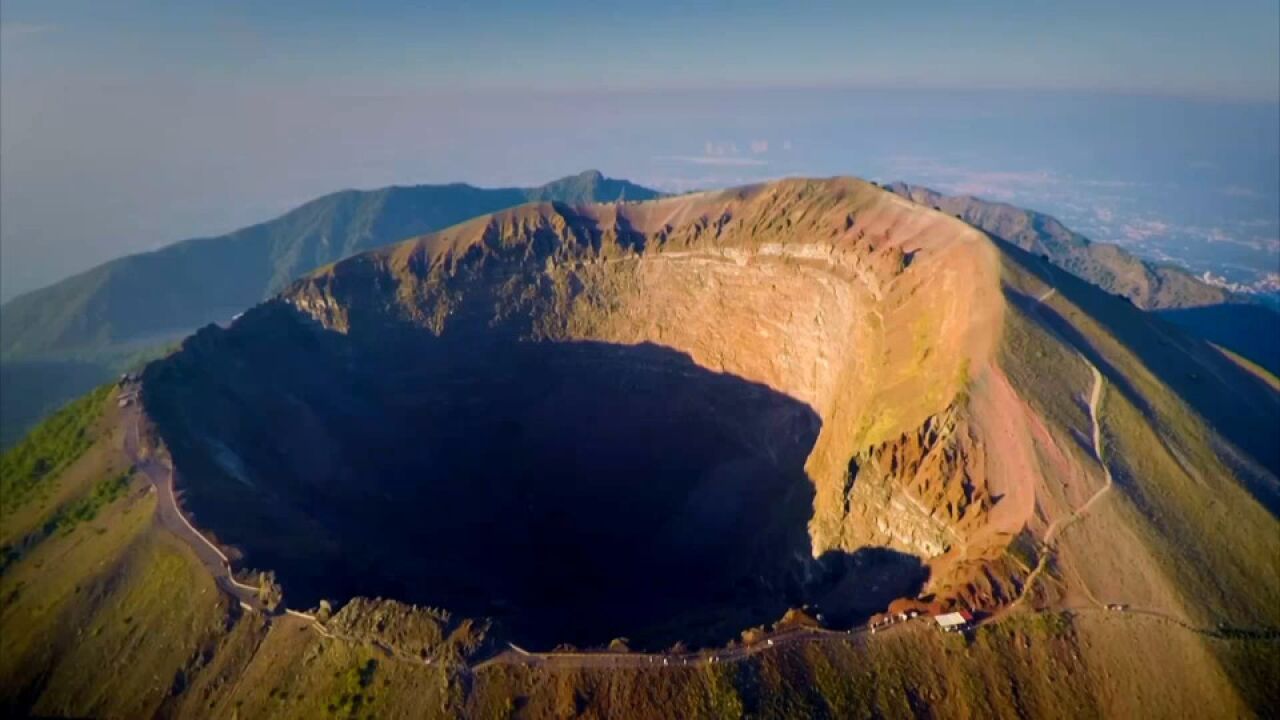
[3,1,1278,299]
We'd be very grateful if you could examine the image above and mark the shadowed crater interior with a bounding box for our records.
[143,301,828,648]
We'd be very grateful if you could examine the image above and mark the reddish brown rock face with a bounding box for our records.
[143,178,1043,647]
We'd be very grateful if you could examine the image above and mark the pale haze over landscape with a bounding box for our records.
[2,1,1277,301]
[4,3,1280,719]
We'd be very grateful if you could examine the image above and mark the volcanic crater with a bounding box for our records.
[142,179,1008,648]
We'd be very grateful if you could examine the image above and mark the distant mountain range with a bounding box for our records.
[1,170,658,361]
[884,182,1237,310]
[0,171,659,446]
[4,178,1275,717]
[3,171,1275,448]
[886,182,1279,376]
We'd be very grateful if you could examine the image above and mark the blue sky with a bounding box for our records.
[2,1,1278,298]
[4,1,1279,97]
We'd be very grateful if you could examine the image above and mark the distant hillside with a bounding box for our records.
[885,182,1236,310]
[1155,303,1280,376]
[0,170,659,446]
[3,178,1275,717]
[885,182,1280,375]
[0,170,658,360]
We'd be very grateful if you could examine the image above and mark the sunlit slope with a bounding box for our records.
[145,176,1279,628]
[0,171,659,449]
[996,238,1280,625]
[886,181,1280,375]
[1,399,1267,717]
[2,178,1277,718]
[143,178,1021,637]
[886,181,1237,310]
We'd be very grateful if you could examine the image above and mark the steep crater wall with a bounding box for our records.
[143,179,1003,647]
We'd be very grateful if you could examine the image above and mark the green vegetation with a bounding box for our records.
[2,179,1276,717]
[995,245,1279,715]
[1024,610,1073,637]
[998,247,1279,634]
[1006,530,1040,573]
[10,531,224,719]
[523,169,658,204]
[327,658,379,718]
[1211,635,1280,716]
[0,470,208,719]
[0,171,659,447]
[0,171,658,363]
[1158,304,1280,376]
[701,662,745,718]
[1211,342,1280,391]
[0,384,111,515]
[43,471,132,536]
[1038,259,1279,627]
[0,342,179,450]
[1,471,132,575]
[463,612,1256,718]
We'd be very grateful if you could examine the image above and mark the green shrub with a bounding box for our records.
[44,471,132,536]
[328,658,378,717]
[1,470,132,575]
[1,384,111,515]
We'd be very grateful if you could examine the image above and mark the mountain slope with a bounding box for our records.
[0,170,659,447]
[0,170,657,360]
[884,181,1236,310]
[132,177,1280,631]
[1153,303,1280,376]
[2,177,1276,717]
[885,181,1280,376]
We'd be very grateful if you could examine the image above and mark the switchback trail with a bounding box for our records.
[1008,283,1114,612]
[119,389,265,613]
[1045,362,1114,545]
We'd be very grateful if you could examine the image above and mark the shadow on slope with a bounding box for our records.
[0,172,660,450]
[1157,304,1280,377]
[142,300,857,649]
[810,548,930,628]
[1000,241,1280,515]
[0,360,112,449]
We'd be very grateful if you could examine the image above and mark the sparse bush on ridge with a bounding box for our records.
[327,658,378,718]
[44,470,132,536]
[0,470,133,574]
[0,384,111,515]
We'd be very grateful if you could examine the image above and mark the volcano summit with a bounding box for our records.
[139,179,1008,644]
[4,178,1277,718]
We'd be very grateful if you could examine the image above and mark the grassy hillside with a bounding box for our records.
[2,178,1276,717]
[1157,303,1280,376]
[2,418,1267,720]
[0,170,656,360]
[0,345,169,449]
[0,384,113,518]
[0,171,659,448]
[4,491,1268,720]
[886,181,1280,384]
[994,242,1280,713]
